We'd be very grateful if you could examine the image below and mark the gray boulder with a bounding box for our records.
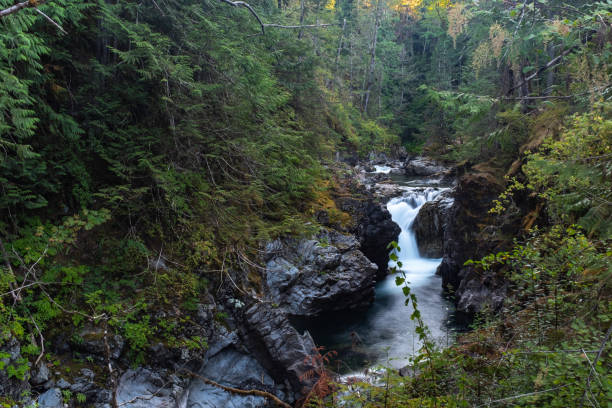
[187,348,272,408]
[37,388,63,408]
[404,157,447,177]
[116,368,180,408]
[31,362,50,385]
[244,302,318,395]
[264,230,377,316]
[413,192,453,258]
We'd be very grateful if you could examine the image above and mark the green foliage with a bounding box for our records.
[321,228,611,407]
[523,103,612,238]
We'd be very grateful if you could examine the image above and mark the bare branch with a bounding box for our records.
[219,0,266,34]
[0,0,35,18]
[581,324,612,407]
[1,1,67,34]
[218,0,339,34]
[181,369,292,408]
[507,47,576,95]
[0,237,19,302]
[34,7,66,34]
[263,23,337,29]
[476,384,571,407]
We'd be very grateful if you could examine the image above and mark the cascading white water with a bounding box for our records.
[387,188,445,284]
[373,165,392,174]
[300,176,454,375]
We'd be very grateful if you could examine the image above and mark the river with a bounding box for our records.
[298,171,457,374]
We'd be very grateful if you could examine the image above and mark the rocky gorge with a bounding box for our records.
[3,156,520,408]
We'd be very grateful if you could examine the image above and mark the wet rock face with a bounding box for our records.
[37,388,63,408]
[456,267,508,314]
[403,157,447,177]
[413,192,453,258]
[264,230,378,317]
[243,302,318,397]
[437,168,517,314]
[356,202,401,280]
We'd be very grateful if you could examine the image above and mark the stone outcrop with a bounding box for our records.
[354,202,401,280]
[403,157,447,177]
[437,165,519,314]
[263,229,378,316]
[116,367,185,408]
[186,347,274,408]
[71,325,125,362]
[333,190,400,280]
[242,302,318,398]
[413,191,453,258]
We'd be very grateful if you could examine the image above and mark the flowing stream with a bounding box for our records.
[299,175,456,374]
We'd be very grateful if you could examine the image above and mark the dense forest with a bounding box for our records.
[0,0,610,407]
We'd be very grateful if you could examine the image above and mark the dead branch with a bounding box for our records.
[0,0,67,34]
[219,0,339,34]
[263,23,336,29]
[219,0,266,34]
[27,311,45,366]
[34,7,66,34]
[580,324,612,407]
[182,369,292,408]
[0,0,39,18]
[507,47,576,95]
[104,323,119,408]
[475,384,571,407]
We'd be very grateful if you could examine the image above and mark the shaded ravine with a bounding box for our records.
[297,177,456,374]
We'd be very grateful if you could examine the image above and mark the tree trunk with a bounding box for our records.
[363,0,381,114]
[329,18,347,90]
[518,61,530,111]
[544,43,555,97]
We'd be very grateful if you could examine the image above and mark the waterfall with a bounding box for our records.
[373,165,392,173]
[301,185,454,374]
[387,188,445,285]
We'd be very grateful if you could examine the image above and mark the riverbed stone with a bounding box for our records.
[403,157,447,176]
[37,388,63,408]
[116,368,178,408]
[31,362,50,385]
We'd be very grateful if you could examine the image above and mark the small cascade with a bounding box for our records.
[300,184,455,374]
[373,165,392,174]
[387,188,446,283]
